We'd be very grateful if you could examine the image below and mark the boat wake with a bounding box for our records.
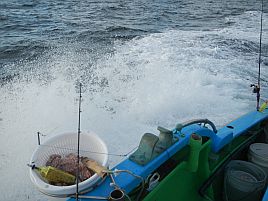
[0,10,267,201]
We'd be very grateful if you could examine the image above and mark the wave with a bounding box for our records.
[0,8,267,201]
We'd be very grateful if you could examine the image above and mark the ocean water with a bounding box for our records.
[0,0,268,200]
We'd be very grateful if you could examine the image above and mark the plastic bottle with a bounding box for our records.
[30,165,76,185]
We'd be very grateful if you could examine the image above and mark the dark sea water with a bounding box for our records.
[0,0,268,200]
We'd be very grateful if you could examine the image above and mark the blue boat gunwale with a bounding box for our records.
[67,109,268,201]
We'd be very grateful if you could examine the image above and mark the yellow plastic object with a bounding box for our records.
[35,166,76,185]
[259,102,267,112]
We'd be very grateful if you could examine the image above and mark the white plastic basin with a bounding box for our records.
[29,132,108,197]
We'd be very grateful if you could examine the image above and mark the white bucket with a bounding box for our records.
[248,143,268,183]
[29,132,108,197]
[224,160,266,201]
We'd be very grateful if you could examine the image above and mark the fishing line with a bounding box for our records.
[38,144,138,157]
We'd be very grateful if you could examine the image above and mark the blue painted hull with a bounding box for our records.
[67,109,268,201]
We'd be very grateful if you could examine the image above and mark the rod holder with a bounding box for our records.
[37,132,41,145]
[187,133,202,172]
[109,189,125,201]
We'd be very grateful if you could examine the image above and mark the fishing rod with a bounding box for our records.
[257,0,264,111]
[76,83,82,200]
[252,0,264,111]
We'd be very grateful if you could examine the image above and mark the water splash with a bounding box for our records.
[0,10,267,201]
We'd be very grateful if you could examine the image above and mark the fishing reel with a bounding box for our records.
[251,84,260,94]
